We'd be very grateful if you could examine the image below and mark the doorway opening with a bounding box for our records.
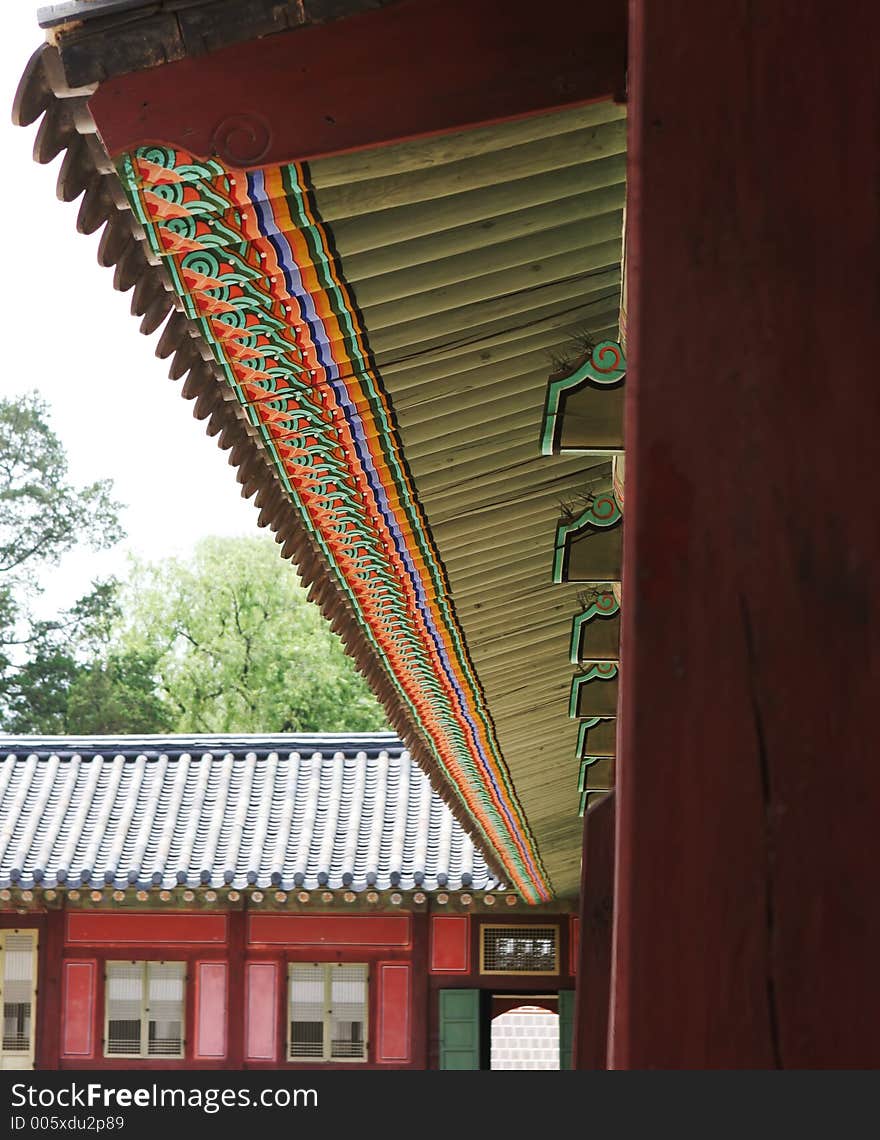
[489,995,559,1070]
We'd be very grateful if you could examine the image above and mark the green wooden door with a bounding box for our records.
[438,989,481,1069]
[558,989,575,1070]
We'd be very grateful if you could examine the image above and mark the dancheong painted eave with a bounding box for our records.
[12,3,626,901]
[0,734,499,893]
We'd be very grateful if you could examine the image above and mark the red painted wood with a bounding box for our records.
[248,913,411,948]
[429,915,470,973]
[408,911,429,1070]
[87,0,626,166]
[245,961,279,1061]
[66,912,227,945]
[614,2,880,1069]
[574,793,614,1070]
[569,916,580,977]
[38,912,63,1069]
[194,961,228,1059]
[377,963,411,1063]
[61,960,96,1059]
[225,910,246,1070]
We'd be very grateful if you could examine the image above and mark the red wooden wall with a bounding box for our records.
[3,908,575,1069]
[46,910,428,1070]
[613,0,880,1068]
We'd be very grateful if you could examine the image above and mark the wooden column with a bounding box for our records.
[574,793,614,1070]
[36,912,61,1070]
[613,1,880,1068]
[226,909,246,1069]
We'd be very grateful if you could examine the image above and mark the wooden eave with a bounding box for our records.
[13,7,627,899]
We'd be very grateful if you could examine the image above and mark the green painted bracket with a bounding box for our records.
[551,493,623,584]
[540,340,626,456]
[578,756,614,793]
[576,718,601,755]
[568,663,619,719]
[569,590,621,663]
[576,717,617,758]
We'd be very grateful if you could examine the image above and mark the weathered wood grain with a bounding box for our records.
[612,0,880,1068]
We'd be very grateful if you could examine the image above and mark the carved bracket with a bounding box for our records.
[540,340,626,456]
[568,663,619,719]
[578,756,615,795]
[576,717,617,759]
[570,588,621,664]
[552,492,623,584]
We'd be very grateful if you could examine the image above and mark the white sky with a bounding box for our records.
[1,3,257,617]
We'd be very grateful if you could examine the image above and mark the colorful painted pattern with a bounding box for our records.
[117,147,549,903]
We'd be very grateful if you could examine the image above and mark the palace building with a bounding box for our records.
[10,1,879,1068]
[0,735,574,1070]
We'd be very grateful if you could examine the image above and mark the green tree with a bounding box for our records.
[0,393,125,727]
[0,392,122,590]
[2,580,171,734]
[115,536,388,733]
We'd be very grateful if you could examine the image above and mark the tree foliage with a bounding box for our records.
[2,582,170,734]
[114,537,388,733]
[0,393,386,735]
[0,392,122,584]
[0,393,124,726]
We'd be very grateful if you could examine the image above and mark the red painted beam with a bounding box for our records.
[88,0,626,166]
[613,1,880,1068]
[574,793,614,1070]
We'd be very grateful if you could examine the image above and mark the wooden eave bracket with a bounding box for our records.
[578,789,612,818]
[568,663,619,719]
[551,491,623,584]
[570,587,621,664]
[540,339,626,456]
[576,717,617,759]
[578,756,614,794]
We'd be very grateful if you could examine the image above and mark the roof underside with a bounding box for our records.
[306,108,624,893]
[13,39,625,901]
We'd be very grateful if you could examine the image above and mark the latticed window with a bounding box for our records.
[480,926,560,975]
[288,964,368,1062]
[0,930,37,1069]
[105,962,185,1058]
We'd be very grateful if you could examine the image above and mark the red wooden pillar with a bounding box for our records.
[37,911,62,1070]
[226,909,246,1069]
[573,793,614,1070]
[612,1,880,1068]
[409,911,429,1070]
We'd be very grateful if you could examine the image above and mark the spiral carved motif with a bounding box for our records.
[211,113,273,166]
[591,340,625,375]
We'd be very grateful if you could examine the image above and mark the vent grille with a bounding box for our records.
[480,926,559,974]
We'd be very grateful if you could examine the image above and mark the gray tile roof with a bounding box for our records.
[0,734,498,892]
